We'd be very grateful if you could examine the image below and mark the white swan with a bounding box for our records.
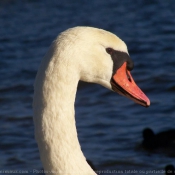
[33,27,150,175]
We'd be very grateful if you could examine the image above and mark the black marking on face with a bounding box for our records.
[106,48,134,74]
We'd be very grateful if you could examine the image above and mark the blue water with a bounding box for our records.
[0,0,175,174]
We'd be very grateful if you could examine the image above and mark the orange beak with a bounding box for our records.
[111,62,150,107]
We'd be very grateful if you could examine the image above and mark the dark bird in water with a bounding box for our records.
[142,128,175,150]
[165,164,175,175]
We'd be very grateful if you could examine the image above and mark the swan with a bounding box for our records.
[33,26,150,175]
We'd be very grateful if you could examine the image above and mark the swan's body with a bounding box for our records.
[33,27,150,175]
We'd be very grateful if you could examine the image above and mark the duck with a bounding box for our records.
[142,128,175,150]
[165,164,175,175]
[33,26,150,175]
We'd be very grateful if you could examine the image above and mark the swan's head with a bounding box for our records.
[56,27,150,107]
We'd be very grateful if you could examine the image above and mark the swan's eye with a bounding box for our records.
[106,48,113,55]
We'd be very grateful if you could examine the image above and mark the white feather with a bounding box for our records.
[33,26,128,175]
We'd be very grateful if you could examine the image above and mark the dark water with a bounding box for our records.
[0,0,175,174]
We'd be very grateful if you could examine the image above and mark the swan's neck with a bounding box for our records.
[33,48,96,175]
